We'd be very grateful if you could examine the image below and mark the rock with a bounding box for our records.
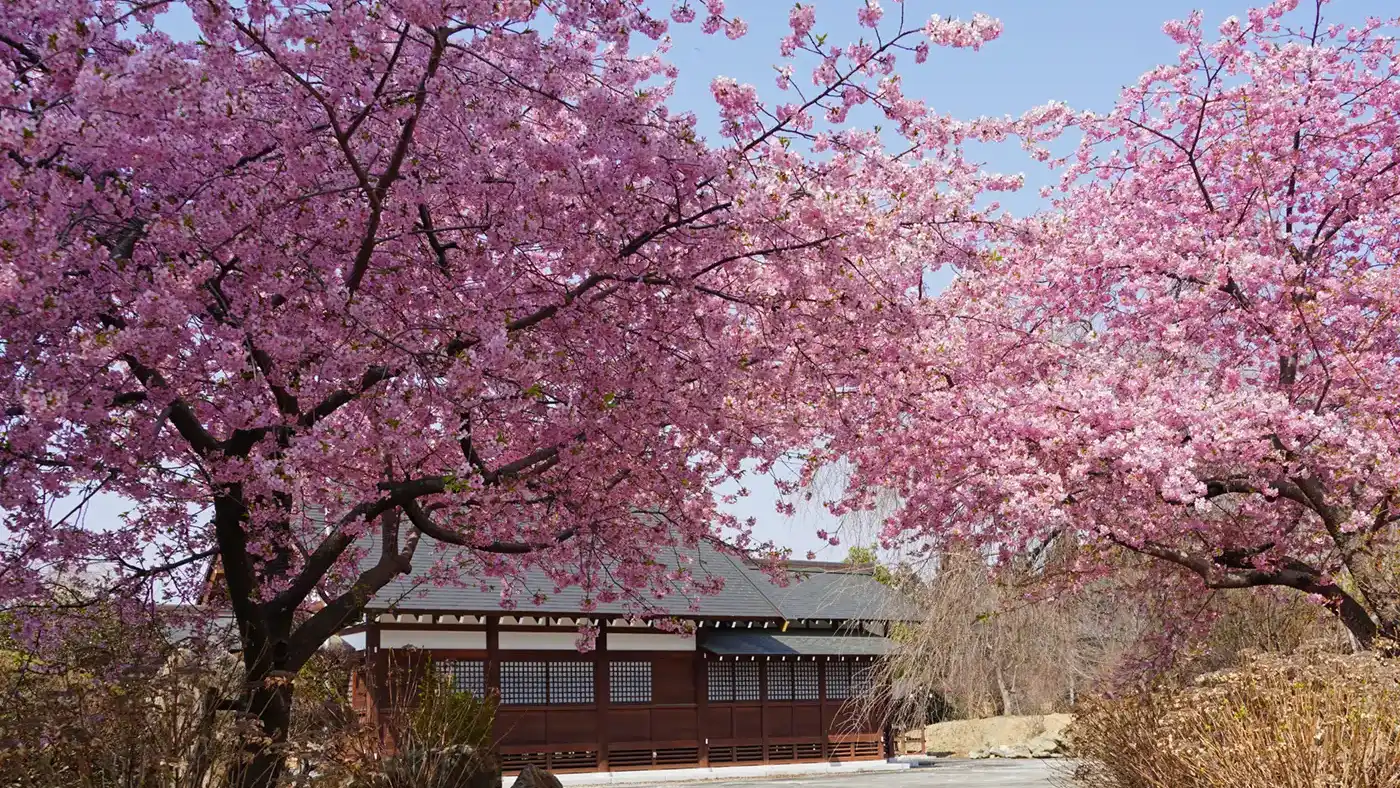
[513,764,563,788]
[919,713,1072,757]
[968,748,991,759]
[990,743,1033,759]
[1027,733,1062,757]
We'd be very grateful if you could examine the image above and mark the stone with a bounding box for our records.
[1027,733,1062,757]
[990,743,1033,759]
[513,764,563,788]
[968,748,991,759]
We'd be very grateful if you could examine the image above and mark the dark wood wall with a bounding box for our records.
[360,619,886,773]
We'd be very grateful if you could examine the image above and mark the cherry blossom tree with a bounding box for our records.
[830,0,1400,651]
[0,0,1016,782]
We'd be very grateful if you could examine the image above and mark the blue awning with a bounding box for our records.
[700,631,893,656]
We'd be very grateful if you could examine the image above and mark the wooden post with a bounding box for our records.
[696,648,709,767]
[595,620,610,771]
[485,616,500,692]
[365,621,382,726]
[818,657,829,760]
[760,657,770,763]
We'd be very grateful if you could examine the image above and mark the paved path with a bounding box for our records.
[695,760,1068,788]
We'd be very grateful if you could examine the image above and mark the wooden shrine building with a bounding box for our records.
[338,539,908,775]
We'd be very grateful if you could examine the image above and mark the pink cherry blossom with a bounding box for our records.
[858,1,884,29]
[829,0,1400,653]
[790,3,817,38]
[0,0,1016,782]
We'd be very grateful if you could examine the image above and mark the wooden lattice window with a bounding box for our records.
[793,661,819,700]
[851,661,876,696]
[707,660,733,702]
[437,660,486,697]
[500,661,548,705]
[609,661,651,704]
[825,661,850,699]
[547,661,594,704]
[733,661,760,701]
[499,661,594,705]
[766,662,792,701]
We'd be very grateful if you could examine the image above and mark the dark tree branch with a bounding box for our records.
[402,499,576,554]
[114,547,220,581]
[120,353,222,456]
[284,527,420,669]
[299,366,394,429]
[417,204,459,277]
[0,32,49,74]
[345,28,449,298]
[271,494,417,613]
[1111,535,1378,647]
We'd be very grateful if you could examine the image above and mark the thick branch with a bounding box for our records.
[344,28,449,298]
[284,527,420,669]
[1113,536,1378,647]
[121,353,221,456]
[299,365,394,429]
[271,494,415,612]
[402,499,576,554]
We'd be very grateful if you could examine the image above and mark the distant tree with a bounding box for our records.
[842,545,894,586]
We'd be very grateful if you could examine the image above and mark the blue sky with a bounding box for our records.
[72,1,1391,560]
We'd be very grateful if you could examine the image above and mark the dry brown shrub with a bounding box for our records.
[1071,647,1400,788]
[875,545,1153,727]
[307,656,500,788]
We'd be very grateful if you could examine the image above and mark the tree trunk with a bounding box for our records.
[226,617,301,788]
[993,662,1012,717]
[229,661,296,788]
[1339,547,1400,652]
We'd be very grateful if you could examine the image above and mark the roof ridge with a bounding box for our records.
[707,541,785,619]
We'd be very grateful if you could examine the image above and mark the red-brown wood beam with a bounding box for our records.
[696,649,709,767]
[818,657,829,761]
[760,658,770,764]
[595,620,610,771]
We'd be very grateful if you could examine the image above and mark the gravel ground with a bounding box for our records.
[693,759,1070,788]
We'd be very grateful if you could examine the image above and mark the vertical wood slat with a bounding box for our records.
[696,650,708,767]
[760,657,770,763]
[595,621,610,771]
[818,657,828,759]
[365,623,383,727]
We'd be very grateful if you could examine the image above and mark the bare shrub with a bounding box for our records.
[309,656,499,788]
[876,546,1152,728]
[0,608,244,788]
[1165,590,1352,680]
[1071,648,1400,788]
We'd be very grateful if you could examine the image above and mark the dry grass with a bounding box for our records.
[1071,647,1400,788]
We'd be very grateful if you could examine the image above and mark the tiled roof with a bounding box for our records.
[366,536,784,619]
[750,569,916,621]
[362,533,912,622]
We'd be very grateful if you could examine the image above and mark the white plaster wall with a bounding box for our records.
[497,630,581,650]
[607,632,695,652]
[381,629,487,650]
